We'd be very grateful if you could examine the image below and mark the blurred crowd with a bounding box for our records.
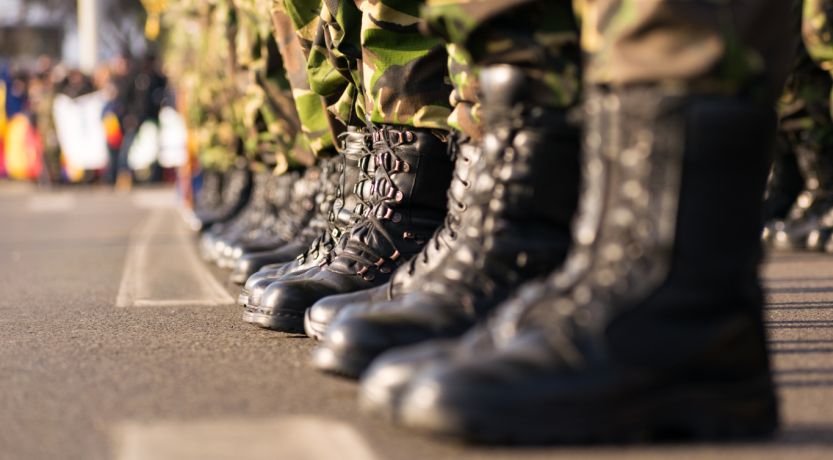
[0,53,173,187]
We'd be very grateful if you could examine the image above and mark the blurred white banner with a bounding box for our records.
[53,91,109,170]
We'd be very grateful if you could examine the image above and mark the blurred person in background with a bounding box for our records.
[0,62,8,178]
[98,60,125,185]
[29,56,61,185]
[113,53,170,188]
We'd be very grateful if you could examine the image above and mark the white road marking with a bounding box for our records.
[0,181,36,196]
[113,416,380,460]
[116,208,233,308]
[27,193,76,213]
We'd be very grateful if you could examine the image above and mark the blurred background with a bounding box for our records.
[0,0,189,190]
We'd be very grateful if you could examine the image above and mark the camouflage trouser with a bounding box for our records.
[422,0,582,139]
[803,0,833,122]
[804,0,833,71]
[308,0,453,130]
[234,0,309,172]
[582,0,795,104]
[272,0,338,158]
[195,0,241,171]
[778,0,833,169]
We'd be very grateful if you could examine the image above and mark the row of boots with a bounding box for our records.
[193,66,778,443]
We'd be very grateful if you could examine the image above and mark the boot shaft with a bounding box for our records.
[500,87,777,376]
[368,126,454,231]
[333,128,375,235]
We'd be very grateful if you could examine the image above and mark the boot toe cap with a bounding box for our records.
[258,280,335,317]
[359,341,456,418]
[307,286,388,334]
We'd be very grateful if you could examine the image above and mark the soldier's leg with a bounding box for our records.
[300,9,490,342]
[766,37,833,251]
[240,0,376,320]
[311,0,586,376]
[792,0,833,252]
[195,1,257,261]
[233,0,350,287]
[361,0,797,443]
[251,0,459,333]
[210,0,316,270]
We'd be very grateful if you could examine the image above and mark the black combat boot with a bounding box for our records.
[239,128,375,317]
[766,54,833,251]
[303,138,481,340]
[230,156,341,284]
[217,167,319,269]
[195,156,253,232]
[199,166,273,263]
[207,168,301,267]
[768,143,833,251]
[361,88,779,444]
[761,144,802,235]
[312,66,580,377]
[193,168,225,220]
[247,125,454,332]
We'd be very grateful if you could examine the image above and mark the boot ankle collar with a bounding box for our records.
[372,127,417,147]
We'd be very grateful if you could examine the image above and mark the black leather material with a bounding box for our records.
[199,170,284,263]
[362,89,779,444]
[228,156,344,280]
[212,169,315,268]
[248,125,454,332]
[304,141,482,339]
[194,169,224,217]
[230,241,310,285]
[767,139,833,250]
[195,158,254,231]
[312,65,580,377]
[240,129,375,320]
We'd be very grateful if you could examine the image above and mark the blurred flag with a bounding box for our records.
[3,114,43,180]
[53,92,109,173]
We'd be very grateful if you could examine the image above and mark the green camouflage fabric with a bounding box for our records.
[445,43,481,139]
[233,0,307,172]
[309,0,364,125]
[308,0,453,130]
[162,0,240,171]
[803,0,833,120]
[422,0,581,111]
[272,0,338,158]
[780,0,833,140]
[358,0,452,129]
[779,43,833,166]
[581,0,794,104]
[804,0,833,71]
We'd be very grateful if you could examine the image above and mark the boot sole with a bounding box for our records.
[237,291,250,308]
[248,310,305,333]
[400,377,778,445]
[311,345,374,380]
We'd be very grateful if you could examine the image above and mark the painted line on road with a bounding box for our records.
[112,416,380,460]
[27,193,77,213]
[116,208,233,308]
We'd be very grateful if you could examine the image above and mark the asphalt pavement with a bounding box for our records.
[1,182,833,460]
